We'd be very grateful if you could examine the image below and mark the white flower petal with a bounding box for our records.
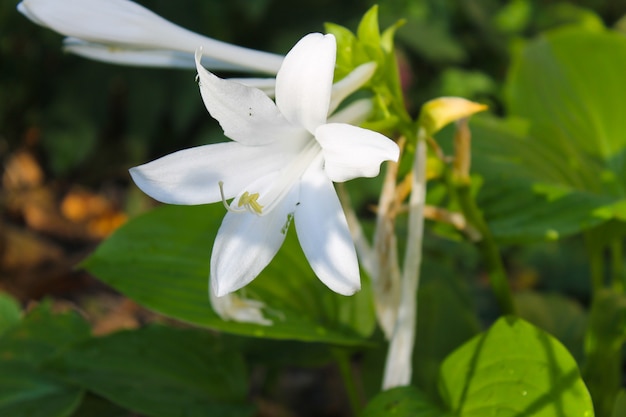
[63,38,255,70]
[195,51,304,146]
[275,33,336,133]
[329,62,377,114]
[129,142,288,204]
[18,0,283,73]
[315,123,399,183]
[211,179,299,296]
[295,161,360,295]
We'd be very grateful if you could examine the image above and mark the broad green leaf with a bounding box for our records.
[507,29,626,162]
[47,325,253,417]
[0,302,91,365]
[467,117,616,243]
[0,292,21,336]
[0,304,89,417]
[440,317,594,417]
[582,290,626,417]
[365,318,592,417]
[83,204,375,345]
[0,362,83,417]
[362,386,448,417]
[460,29,626,243]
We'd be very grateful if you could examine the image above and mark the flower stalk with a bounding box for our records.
[382,128,428,389]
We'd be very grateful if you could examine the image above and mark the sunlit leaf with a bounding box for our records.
[82,204,375,345]
[365,318,592,416]
[440,317,594,417]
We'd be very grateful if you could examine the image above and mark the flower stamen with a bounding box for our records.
[238,191,264,214]
[219,181,264,215]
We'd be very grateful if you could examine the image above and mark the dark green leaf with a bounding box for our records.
[0,362,83,417]
[0,304,89,417]
[413,276,480,400]
[515,291,587,363]
[48,325,253,417]
[362,386,448,417]
[0,302,91,366]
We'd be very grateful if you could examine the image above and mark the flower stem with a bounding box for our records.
[456,183,516,315]
[381,130,428,389]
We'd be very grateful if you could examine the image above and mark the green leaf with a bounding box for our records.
[467,116,617,243]
[364,318,593,416]
[47,325,253,417]
[515,291,587,363]
[464,29,626,242]
[0,304,90,417]
[0,302,91,366]
[440,317,594,417]
[0,292,21,336]
[0,362,83,417]
[413,276,481,400]
[82,204,375,345]
[362,386,448,417]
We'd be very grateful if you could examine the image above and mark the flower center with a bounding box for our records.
[219,138,322,216]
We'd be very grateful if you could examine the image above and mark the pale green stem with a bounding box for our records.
[382,130,427,389]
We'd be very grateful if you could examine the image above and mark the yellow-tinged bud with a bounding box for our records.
[418,97,488,136]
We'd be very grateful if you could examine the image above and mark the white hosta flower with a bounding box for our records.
[130,33,399,306]
[17,0,283,75]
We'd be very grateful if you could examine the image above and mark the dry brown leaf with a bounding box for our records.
[2,149,43,191]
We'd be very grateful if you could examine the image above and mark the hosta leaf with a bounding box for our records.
[83,204,375,345]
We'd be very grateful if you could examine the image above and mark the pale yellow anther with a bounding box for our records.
[218,181,265,215]
[238,192,264,214]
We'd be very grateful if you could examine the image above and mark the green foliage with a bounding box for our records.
[0,302,90,417]
[515,291,587,363]
[325,6,411,136]
[48,326,254,417]
[0,293,21,336]
[0,300,254,417]
[82,203,376,345]
[460,28,626,243]
[363,317,593,416]
[363,386,447,417]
